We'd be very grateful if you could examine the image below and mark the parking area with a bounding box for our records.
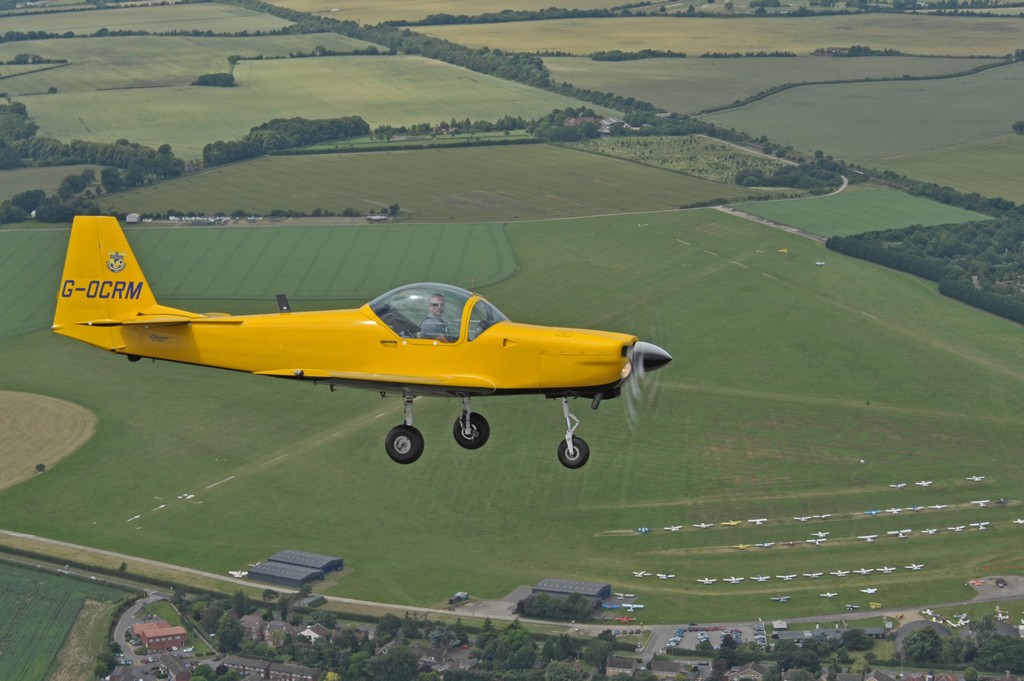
[649,621,768,655]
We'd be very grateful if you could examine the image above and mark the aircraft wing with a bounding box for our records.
[254,368,497,395]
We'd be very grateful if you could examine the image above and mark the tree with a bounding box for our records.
[367,644,418,680]
[216,613,243,653]
[964,666,978,681]
[545,660,588,681]
[841,629,874,651]
[1012,121,1024,134]
[35,463,45,472]
[902,627,942,664]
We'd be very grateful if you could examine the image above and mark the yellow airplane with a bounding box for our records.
[720,520,742,527]
[733,544,751,550]
[53,216,671,468]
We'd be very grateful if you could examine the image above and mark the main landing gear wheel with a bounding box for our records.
[557,436,590,469]
[453,412,490,449]
[385,424,424,465]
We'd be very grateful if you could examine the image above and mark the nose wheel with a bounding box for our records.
[557,397,590,469]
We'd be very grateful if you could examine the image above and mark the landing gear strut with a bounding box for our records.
[453,397,490,449]
[556,397,590,469]
[385,395,424,464]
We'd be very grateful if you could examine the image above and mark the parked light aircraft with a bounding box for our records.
[857,535,878,542]
[865,510,882,516]
[971,500,990,507]
[966,476,986,481]
[664,526,682,532]
[794,516,812,522]
[53,216,671,469]
[1014,519,1024,525]
[861,587,878,594]
[905,564,924,571]
[723,577,745,584]
[921,529,937,535]
[749,518,768,525]
[921,608,936,617]
[853,568,875,575]
[830,570,850,577]
[623,603,645,611]
[657,573,676,579]
[755,542,775,549]
[697,578,717,585]
[929,504,948,510]
[915,480,933,487]
[820,592,838,598]
[886,507,903,514]
[632,571,651,577]
[694,523,714,529]
[890,483,906,489]
[615,616,637,622]
[721,520,742,527]
[733,544,752,550]
[811,531,830,538]
[602,603,620,609]
[846,604,860,611]
[970,521,990,529]
[803,572,823,579]
[806,538,826,545]
[877,566,897,574]
[869,602,882,609]
[770,596,790,602]
[752,575,771,582]
[948,525,965,532]
[777,574,797,581]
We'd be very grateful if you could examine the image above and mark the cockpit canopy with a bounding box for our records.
[367,283,508,342]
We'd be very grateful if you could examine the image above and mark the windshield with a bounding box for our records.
[367,283,508,342]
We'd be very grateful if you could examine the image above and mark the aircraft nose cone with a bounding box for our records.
[635,341,672,373]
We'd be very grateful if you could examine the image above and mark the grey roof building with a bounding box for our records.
[268,549,344,572]
[533,578,611,599]
[246,561,324,587]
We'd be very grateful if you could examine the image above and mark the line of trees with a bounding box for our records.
[202,115,370,166]
[827,217,1024,324]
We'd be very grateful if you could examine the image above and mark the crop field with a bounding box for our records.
[420,14,1024,57]
[13,54,607,160]
[873,134,1024,205]
[2,212,1024,623]
[543,56,1003,115]
[0,2,292,35]
[96,144,755,220]
[703,62,1024,169]
[0,34,377,94]
[732,188,994,238]
[0,561,128,681]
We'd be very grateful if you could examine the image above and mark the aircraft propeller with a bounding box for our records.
[623,340,672,429]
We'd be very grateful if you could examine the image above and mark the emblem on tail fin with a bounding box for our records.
[106,251,127,273]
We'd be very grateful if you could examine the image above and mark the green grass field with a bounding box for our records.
[703,62,1024,160]
[873,133,1024,205]
[732,188,994,237]
[543,56,1002,115]
[2,212,1024,623]
[0,165,102,204]
[96,144,755,220]
[420,14,1024,57]
[11,54,611,160]
[0,561,129,681]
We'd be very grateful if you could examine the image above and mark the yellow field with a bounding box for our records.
[0,392,96,493]
[272,0,614,25]
[419,14,1024,56]
[0,2,291,34]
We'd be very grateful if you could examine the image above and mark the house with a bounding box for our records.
[607,655,638,676]
[240,613,267,642]
[132,620,187,651]
[727,662,768,681]
[866,671,898,681]
[159,652,192,681]
[267,660,319,680]
[410,643,449,668]
[651,659,687,679]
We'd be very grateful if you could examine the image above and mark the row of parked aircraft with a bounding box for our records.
[696,564,923,584]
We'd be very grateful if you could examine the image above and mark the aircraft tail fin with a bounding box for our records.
[52,216,164,350]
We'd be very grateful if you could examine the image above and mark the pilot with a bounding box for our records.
[419,293,453,342]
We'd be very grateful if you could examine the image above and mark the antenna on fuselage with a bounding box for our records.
[276,294,291,313]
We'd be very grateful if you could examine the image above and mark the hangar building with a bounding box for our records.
[268,550,344,573]
[246,561,324,588]
[532,578,611,600]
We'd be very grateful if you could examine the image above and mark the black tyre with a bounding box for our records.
[385,425,424,464]
[557,436,590,469]
[452,412,490,450]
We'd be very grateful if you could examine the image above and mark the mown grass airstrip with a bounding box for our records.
[2,210,1024,623]
[732,188,994,238]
